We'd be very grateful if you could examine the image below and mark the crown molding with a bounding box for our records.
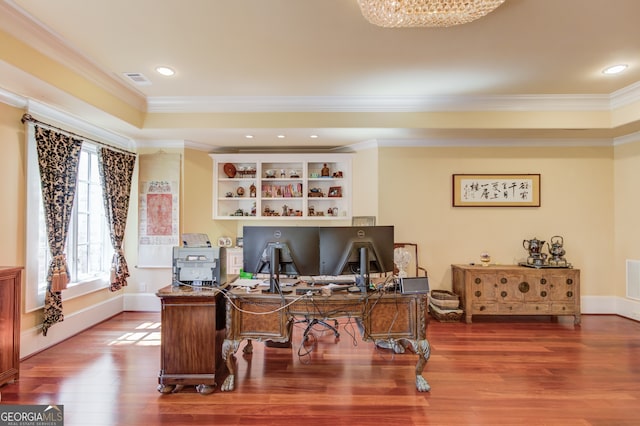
[376,138,613,148]
[611,81,640,110]
[0,86,27,108]
[613,131,640,146]
[146,94,616,114]
[1,0,146,112]
[25,99,134,149]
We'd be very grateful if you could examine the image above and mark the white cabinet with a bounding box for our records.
[226,247,244,274]
[211,153,352,220]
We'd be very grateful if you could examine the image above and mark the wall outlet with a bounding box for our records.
[140,282,147,292]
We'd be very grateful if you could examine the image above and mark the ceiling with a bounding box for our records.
[1,0,640,150]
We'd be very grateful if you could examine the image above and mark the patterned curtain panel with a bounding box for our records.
[97,147,137,291]
[35,126,83,336]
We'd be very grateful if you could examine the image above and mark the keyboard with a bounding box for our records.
[231,278,266,288]
[299,275,357,285]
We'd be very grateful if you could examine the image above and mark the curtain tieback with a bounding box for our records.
[51,254,70,292]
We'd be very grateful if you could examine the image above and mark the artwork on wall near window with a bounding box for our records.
[452,174,540,207]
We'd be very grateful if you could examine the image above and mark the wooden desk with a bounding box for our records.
[156,285,226,394]
[221,287,431,392]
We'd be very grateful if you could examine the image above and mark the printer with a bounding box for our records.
[172,246,227,287]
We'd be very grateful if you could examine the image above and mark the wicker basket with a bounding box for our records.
[429,290,460,309]
[429,303,463,322]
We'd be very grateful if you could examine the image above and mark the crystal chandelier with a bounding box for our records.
[357,0,506,28]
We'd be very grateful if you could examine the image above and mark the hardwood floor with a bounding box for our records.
[2,312,640,426]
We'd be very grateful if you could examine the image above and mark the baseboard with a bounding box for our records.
[20,295,124,359]
[123,293,161,312]
[581,295,617,314]
[613,296,640,322]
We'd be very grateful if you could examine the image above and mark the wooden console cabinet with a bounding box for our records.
[452,264,580,324]
[156,285,226,394]
[0,267,22,388]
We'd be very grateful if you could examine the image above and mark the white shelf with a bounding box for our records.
[211,153,352,220]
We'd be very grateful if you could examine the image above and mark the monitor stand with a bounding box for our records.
[357,246,369,293]
[267,246,281,294]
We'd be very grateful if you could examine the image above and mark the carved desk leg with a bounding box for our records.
[243,339,253,355]
[221,338,240,392]
[374,338,431,392]
[408,338,431,392]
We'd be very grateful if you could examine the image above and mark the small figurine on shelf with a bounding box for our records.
[321,163,330,177]
[249,183,256,198]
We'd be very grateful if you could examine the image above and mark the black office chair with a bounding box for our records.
[298,317,340,343]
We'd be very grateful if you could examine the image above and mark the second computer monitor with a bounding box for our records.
[242,226,320,277]
[318,226,394,277]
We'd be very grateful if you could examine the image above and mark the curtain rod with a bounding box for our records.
[21,113,136,155]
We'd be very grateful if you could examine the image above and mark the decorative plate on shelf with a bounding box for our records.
[223,163,237,178]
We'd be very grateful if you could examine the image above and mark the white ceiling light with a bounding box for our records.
[310,135,319,139]
[357,0,506,28]
[277,135,286,139]
[155,66,175,76]
[245,135,254,139]
[602,64,628,75]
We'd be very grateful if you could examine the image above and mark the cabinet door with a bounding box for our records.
[468,271,498,301]
[0,269,20,386]
[161,298,217,375]
[520,272,547,302]
[546,271,579,302]
[365,296,419,340]
[496,271,526,302]
[230,298,290,341]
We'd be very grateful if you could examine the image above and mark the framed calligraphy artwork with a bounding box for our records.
[452,174,540,207]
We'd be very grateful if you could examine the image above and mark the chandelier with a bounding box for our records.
[357,0,506,28]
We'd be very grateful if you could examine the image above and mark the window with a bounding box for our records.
[26,128,112,312]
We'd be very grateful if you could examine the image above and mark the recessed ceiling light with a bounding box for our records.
[245,134,254,139]
[155,66,175,76]
[602,64,628,75]
[277,135,285,139]
[310,134,319,139]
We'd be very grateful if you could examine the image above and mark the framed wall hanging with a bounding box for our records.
[452,174,540,207]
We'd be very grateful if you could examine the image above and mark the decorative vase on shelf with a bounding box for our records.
[480,252,491,267]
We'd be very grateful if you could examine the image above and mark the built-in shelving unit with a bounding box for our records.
[211,153,352,220]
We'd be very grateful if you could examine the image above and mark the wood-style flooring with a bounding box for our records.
[2,312,640,426]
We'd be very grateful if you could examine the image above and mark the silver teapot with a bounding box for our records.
[523,237,545,254]
[547,235,568,266]
[523,237,547,266]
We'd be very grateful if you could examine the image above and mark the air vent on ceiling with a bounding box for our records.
[122,72,152,86]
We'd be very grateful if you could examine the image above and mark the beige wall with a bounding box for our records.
[614,138,640,297]
[2,98,637,337]
[378,145,615,296]
[0,102,25,266]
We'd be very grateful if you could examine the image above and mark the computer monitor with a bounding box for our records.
[242,226,320,293]
[319,226,394,292]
